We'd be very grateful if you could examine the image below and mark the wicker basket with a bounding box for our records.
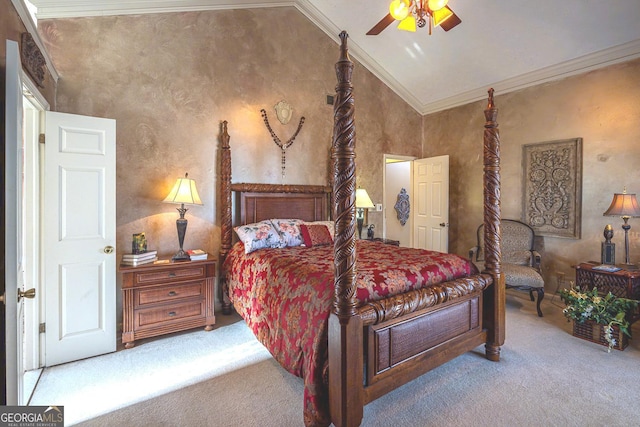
[572,320,629,351]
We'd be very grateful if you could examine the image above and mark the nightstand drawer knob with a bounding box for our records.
[168,311,177,317]
[168,272,176,277]
[168,291,177,296]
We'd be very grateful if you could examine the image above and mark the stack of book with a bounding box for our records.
[186,249,208,261]
[121,250,158,266]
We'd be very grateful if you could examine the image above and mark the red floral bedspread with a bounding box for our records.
[222,239,478,427]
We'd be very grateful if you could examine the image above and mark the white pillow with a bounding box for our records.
[234,220,285,254]
[270,219,305,247]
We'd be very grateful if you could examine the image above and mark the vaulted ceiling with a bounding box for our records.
[28,0,640,115]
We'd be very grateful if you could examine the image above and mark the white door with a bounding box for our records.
[413,155,449,252]
[44,111,116,366]
[4,39,25,405]
[384,161,412,246]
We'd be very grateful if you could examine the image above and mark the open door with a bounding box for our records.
[413,155,449,252]
[43,111,116,366]
[384,154,449,252]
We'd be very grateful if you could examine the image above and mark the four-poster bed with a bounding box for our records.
[218,31,505,427]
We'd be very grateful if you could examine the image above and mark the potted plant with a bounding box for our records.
[559,285,638,352]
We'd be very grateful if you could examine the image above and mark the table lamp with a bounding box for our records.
[355,188,375,239]
[163,173,203,261]
[603,187,640,266]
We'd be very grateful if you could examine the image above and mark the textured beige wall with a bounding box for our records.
[424,58,640,288]
[37,6,640,301]
[38,8,421,306]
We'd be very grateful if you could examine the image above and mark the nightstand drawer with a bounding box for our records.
[135,300,205,329]
[135,281,205,308]
[133,265,208,285]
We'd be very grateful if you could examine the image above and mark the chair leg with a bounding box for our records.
[535,288,544,317]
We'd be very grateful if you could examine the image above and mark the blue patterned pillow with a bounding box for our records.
[234,220,285,254]
[270,219,304,247]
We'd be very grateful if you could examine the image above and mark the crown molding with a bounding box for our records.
[31,0,293,18]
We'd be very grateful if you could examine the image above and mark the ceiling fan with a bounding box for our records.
[367,0,462,35]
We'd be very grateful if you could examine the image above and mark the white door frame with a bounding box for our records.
[22,79,48,401]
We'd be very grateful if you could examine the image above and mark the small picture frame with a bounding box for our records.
[132,232,147,254]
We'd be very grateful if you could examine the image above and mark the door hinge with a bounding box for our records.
[39,323,46,333]
[39,133,45,144]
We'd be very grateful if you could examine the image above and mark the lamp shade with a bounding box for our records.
[355,188,375,209]
[163,173,203,205]
[603,191,640,218]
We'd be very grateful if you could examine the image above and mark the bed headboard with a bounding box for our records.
[230,183,331,225]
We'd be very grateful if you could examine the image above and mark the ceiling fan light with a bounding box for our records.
[432,6,453,27]
[389,0,411,21]
[397,15,417,32]
[427,0,448,12]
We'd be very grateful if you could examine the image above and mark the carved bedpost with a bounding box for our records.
[482,89,506,361]
[219,121,233,314]
[328,31,363,427]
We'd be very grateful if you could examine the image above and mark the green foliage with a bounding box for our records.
[559,286,638,351]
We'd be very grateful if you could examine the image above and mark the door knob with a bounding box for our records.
[104,246,115,254]
[18,288,36,302]
[439,222,446,227]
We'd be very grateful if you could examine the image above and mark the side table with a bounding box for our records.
[573,262,640,323]
[120,256,216,348]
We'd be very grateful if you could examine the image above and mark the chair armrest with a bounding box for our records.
[469,246,480,261]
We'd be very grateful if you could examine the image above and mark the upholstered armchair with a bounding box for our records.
[469,219,545,317]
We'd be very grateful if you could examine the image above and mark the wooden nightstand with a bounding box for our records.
[120,256,216,348]
[370,237,400,246]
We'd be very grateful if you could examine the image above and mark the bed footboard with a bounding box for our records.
[363,291,486,402]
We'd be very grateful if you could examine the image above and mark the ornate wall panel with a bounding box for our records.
[522,138,582,239]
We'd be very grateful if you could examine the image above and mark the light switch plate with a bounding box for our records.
[376,203,383,212]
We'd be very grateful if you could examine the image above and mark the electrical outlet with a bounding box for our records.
[376,203,383,212]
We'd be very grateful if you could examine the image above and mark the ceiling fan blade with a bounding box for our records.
[439,7,461,32]
[367,13,395,35]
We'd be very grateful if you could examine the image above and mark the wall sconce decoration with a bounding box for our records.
[394,188,410,226]
[355,188,375,239]
[260,102,306,178]
[603,188,640,266]
[163,173,203,261]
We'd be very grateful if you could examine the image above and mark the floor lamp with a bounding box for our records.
[163,173,203,261]
[603,188,640,266]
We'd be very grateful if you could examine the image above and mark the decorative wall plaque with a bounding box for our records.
[522,138,582,239]
[20,32,46,88]
[394,188,410,226]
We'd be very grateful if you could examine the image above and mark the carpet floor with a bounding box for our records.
[29,292,640,427]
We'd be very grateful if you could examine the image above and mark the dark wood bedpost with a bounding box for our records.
[482,89,505,361]
[328,31,363,427]
[219,121,233,314]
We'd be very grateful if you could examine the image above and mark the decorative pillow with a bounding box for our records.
[234,220,285,254]
[300,223,333,247]
[303,221,335,240]
[270,219,304,247]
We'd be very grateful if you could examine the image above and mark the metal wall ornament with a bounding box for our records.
[260,103,305,178]
[394,188,410,226]
[522,137,582,239]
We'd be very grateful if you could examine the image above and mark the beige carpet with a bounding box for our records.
[29,292,640,427]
